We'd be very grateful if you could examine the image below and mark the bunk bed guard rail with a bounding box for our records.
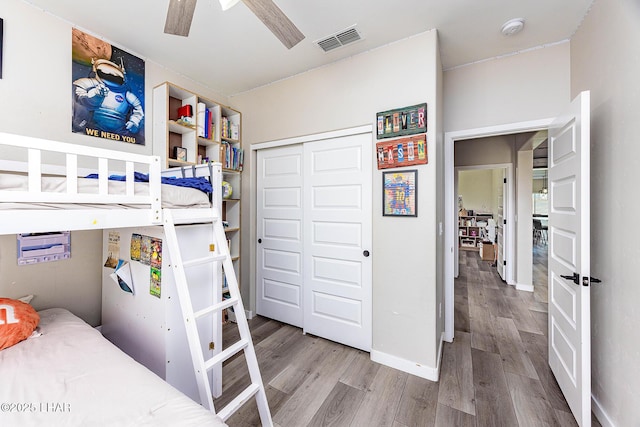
[0,132,162,227]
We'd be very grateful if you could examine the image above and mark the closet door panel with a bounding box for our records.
[256,145,304,327]
[303,133,372,351]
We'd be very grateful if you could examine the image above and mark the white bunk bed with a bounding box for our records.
[0,132,270,426]
[0,132,219,234]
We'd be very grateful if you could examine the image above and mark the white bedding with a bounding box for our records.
[0,173,210,209]
[0,308,226,427]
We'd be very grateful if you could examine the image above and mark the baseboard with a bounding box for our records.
[436,331,445,381]
[245,309,254,320]
[592,395,615,427]
[370,334,444,383]
[515,283,534,292]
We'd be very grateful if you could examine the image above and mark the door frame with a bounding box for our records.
[249,124,373,326]
[454,163,513,281]
[444,118,553,342]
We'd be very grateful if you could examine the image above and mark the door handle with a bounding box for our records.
[258,238,262,244]
[584,276,602,286]
[363,250,370,257]
[560,272,579,285]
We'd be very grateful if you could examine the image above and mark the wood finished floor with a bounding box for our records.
[216,245,599,426]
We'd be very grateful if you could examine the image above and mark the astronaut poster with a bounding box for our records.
[71,28,145,145]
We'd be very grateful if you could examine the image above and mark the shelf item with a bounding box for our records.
[458,213,493,251]
[153,82,243,170]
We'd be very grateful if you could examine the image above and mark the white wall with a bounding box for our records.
[454,135,515,166]
[230,31,443,372]
[515,149,533,290]
[0,0,228,325]
[571,0,640,424]
[458,169,494,213]
[444,42,570,132]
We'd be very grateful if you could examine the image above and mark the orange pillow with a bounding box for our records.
[0,298,40,351]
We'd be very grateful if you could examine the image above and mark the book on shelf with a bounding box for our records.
[204,108,211,139]
[197,102,206,138]
[219,142,244,171]
[221,116,240,140]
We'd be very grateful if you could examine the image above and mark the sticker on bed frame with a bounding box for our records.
[150,238,162,269]
[130,234,142,261]
[104,231,120,268]
[140,235,151,265]
[149,237,162,298]
[150,267,161,298]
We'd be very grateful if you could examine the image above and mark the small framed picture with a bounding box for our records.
[173,146,187,162]
[382,169,418,217]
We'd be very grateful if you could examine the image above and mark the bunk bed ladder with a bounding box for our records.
[163,210,273,426]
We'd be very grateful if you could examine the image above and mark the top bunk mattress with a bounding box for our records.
[0,308,226,427]
[0,173,210,210]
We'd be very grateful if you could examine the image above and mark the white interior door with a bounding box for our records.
[303,134,372,351]
[548,91,591,427]
[256,145,304,327]
[496,169,506,280]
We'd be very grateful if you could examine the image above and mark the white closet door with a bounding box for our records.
[256,145,304,327]
[303,133,372,351]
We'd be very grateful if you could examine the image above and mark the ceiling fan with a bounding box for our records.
[164,0,305,49]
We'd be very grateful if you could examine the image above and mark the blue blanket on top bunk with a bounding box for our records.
[85,172,213,193]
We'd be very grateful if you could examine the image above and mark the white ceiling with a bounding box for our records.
[23,0,593,97]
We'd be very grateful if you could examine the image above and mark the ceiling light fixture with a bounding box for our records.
[501,18,525,36]
[539,169,548,200]
[219,0,241,11]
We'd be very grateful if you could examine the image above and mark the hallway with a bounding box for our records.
[445,249,599,426]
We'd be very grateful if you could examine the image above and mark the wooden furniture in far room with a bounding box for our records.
[458,213,493,251]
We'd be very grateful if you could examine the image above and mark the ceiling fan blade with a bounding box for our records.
[164,0,198,37]
[242,0,305,49]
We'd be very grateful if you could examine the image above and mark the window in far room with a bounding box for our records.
[532,168,548,216]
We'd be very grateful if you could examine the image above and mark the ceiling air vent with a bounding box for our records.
[316,26,363,53]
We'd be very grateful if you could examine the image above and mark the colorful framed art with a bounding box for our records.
[376,103,426,139]
[376,134,427,170]
[383,169,418,217]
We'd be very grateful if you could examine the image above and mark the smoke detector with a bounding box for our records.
[501,18,525,36]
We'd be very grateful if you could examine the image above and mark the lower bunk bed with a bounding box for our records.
[0,307,226,427]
